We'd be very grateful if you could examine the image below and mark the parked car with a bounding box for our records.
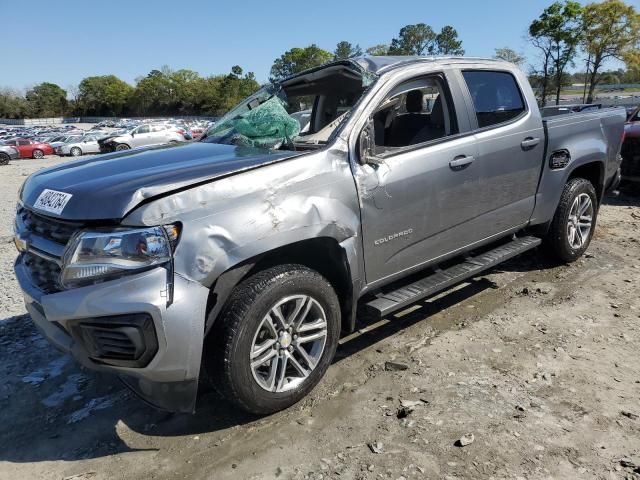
[55,134,102,157]
[98,124,187,152]
[13,57,626,415]
[621,105,640,182]
[0,144,20,165]
[2,138,53,158]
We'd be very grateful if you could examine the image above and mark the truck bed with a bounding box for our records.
[529,107,627,225]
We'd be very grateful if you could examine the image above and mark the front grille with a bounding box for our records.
[16,206,83,294]
[17,206,80,244]
[23,252,62,293]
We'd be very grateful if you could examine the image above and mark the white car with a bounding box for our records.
[56,134,102,157]
[99,124,187,152]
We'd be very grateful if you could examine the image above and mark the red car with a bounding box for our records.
[621,106,640,182]
[1,138,54,159]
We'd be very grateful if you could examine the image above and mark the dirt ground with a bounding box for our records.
[1,156,639,480]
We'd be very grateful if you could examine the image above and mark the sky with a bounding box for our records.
[1,0,639,91]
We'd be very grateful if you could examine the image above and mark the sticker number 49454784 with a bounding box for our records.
[33,189,73,215]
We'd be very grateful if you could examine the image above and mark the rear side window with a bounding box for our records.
[462,71,526,128]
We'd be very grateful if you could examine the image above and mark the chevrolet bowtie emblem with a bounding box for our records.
[14,233,29,253]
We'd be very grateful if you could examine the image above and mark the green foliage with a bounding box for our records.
[25,83,67,117]
[581,0,640,102]
[494,47,526,66]
[334,41,363,60]
[270,45,334,81]
[386,24,464,56]
[131,66,260,117]
[388,24,437,55]
[366,44,390,56]
[77,75,134,116]
[0,88,29,118]
[529,0,583,105]
[436,26,465,55]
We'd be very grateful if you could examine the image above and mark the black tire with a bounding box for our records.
[545,178,598,263]
[204,264,341,415]
[115,143,130,151]
[70,147,82,157]
[0,153,9,166]
[32,149,44,159]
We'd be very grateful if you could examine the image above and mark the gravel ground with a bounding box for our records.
[0,155,83,317]
[0,156,639,480]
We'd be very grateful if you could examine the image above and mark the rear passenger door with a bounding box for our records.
[459,69,543,238]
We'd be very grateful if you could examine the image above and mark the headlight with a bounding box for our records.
[61,225,180,288]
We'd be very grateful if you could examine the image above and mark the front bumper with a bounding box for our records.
[8,150,20,160]
[14,261,210,412]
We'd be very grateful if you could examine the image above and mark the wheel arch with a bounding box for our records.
[203,236,356,338]
[567,161,604,202]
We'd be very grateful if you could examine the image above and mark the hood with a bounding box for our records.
[21,142,303,221]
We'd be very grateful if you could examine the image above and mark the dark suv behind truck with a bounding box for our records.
[14,57,626,414]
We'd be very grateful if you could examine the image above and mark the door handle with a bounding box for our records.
[449,155,475,170]
[521,137,541,150]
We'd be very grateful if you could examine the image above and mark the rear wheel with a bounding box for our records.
[545,178,598,262]
[204,265,341,415]
[32,149,44,159]
[0,153,9,165]
[70,147,82,157]
[115,143,130,151]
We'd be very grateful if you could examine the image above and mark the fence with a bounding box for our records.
[0,116,217,126]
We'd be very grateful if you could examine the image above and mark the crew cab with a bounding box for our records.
[14,57,626,414]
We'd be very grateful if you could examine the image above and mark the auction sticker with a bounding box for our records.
[33,189,73,215]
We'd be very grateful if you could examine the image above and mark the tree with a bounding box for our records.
[494,47,526,66]
[0,87,28,119]
[529,1,583,105]
[435,26,464,55]
[25,82,67,117]
[388,24,437,55]
[334,41,363,60]
[270,45,334,81]
[78,75,133,116]
[366,44,389,56]
[581,0,640,103]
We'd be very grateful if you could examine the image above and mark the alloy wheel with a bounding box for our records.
[567,193,593,249]
[250,295,328,393]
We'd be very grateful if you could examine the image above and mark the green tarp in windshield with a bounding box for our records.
[207,96,300,149]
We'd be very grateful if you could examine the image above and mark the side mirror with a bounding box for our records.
[358,119,382,165]
[131,132,135,137]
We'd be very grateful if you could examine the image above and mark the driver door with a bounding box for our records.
[357,72,482,285]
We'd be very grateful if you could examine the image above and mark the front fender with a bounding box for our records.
[123,144,362,288]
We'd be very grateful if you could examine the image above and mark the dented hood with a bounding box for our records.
[21,142,303,221]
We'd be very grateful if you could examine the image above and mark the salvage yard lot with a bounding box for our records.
[1,156,639,480]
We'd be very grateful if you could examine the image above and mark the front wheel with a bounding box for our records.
[115,143,130,151]
[0,153,9,165]
[545,178,598,262]
[70,147,82,157]
[204,265,341,415]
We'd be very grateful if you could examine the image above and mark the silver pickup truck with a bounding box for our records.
[14,57,626,414]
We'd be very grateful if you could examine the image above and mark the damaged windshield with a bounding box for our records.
[201,61,376,151]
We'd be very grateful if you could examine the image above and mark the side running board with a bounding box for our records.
[363,236,541,319]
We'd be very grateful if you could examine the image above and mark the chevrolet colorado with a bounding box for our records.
[14,57,626,414]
